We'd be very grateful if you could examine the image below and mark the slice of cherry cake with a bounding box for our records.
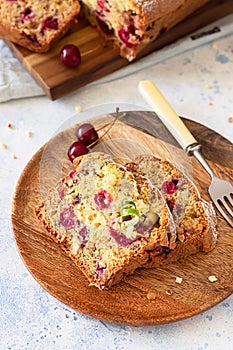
[127,155,217,267]
[80,0,211,60]
[0,0,80,52]
[35,152,176,289]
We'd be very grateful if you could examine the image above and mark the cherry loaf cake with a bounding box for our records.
[127,155,217,267]
[35,152,176,289]
[81,0,212,60]
[0,0,80,52]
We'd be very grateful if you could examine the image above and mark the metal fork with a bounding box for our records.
[138,80,233,227]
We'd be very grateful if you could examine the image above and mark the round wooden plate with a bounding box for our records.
[12,111,233,326]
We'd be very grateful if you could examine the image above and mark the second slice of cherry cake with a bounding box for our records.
[80,0,211,60]
[127,155,217,267]
[35,152,176,289]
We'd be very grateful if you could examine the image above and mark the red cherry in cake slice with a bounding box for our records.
[109,228,140,247]
[60,206,76,229]
[161,180,177,194]
[166,198,175,212]
[78,226,88,246]
[58,188,65,199]
[95,11,114,36]
[79,226,87,239]
[94,189,112,210]
[67,170,77,180]
[41,16,58,35]
[96,260,107,279]
[118,25,138,48]
[97,0,110,12]
[20,7,35,23]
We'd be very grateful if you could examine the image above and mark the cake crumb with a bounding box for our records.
[165,289,173,296]
[75,104,82,113]
[212,42,218,49]
[208,101,214,106]
[7,123,13,129]
[1,143,7,149]
[11,154,17,159]
[26,130,33,138]
[205,84,212,89]
[175,277,183,284]
[147,290,157,300]
[208,275,218,282]
[228,116,233,123]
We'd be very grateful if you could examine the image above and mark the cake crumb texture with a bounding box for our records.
[35,152,176,289]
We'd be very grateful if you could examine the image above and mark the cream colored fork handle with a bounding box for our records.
[138,80,198,151]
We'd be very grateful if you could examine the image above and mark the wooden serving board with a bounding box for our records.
[5,0,233,100]
[12,111,233,326]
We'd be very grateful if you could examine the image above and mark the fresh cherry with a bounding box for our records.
[76,123,98,146]
[60,44,81,68]
[67,140,89,161]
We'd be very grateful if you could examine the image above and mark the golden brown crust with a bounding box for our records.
[136,0,211,24]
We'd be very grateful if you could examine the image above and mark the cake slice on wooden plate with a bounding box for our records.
[126,155,217,268]
[35,152,176,289]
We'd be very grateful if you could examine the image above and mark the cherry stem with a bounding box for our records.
[87,108,126,149]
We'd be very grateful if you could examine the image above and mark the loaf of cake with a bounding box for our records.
[35,152,176,289]
[80,0,211,60]
[126,155,217,267]
[0,0,212,57]
[0,0,80,52]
